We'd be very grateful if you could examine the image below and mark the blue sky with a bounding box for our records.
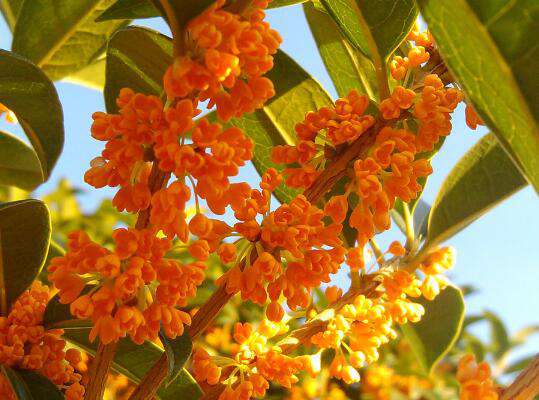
[1,4,537,370]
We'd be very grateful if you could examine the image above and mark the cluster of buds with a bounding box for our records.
[164,0,281,121]
[457,354,500,400]
[0,283,85,399]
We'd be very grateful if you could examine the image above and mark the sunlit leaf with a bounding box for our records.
[105,26,172,112]
[304,1,377,99]
[483,311,510,359]
[0,130,43,191]
[401,286,465,374]
[417,0,539,192]
[12,0,128,81]
[0,50,64,179]
[159,330,193,383]
[2,366,63,400]
[505,355,536,374]
[0,0,23,30]
[427,134,526,246]
[63,57,106,91]
[0,200,51,314]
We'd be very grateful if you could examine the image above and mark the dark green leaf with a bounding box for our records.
[151,0,213,28]
[105,26,172,112]
[0,130,43,191]
[417,0,539,192]
[0,50,64,179]
[97,0,305,22]
[304,1,377,99]
[0,0,23,30]
[159,330,193,383]
[268,0,308,8]
[0,199,51,313]
[427,133,527,246]
[483,311,510,359]
[63,57,106,90]
[400,286,465,374]
[320,0,371,56]
[12,0,128,81]
[97,0,159,21]
[353,0,418,60]
[2,367,64,400]
[505,355,535,374]
[43,295,202,399]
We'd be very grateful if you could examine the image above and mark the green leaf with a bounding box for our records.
[427,133,527,246]
[0,0,23,30]
[12,0,128,81]
[353,0,418,60]
[0,199,51,314]
[43,295,202,399]
[0,130,43,191]
[97,0,159,21]
[0,50,64,179]
[304,1,377,99]
[2,367,64,400]
[391,199,430,240]
[63,56,106,90]
[97,0,306,21]
[400,286,465,374]
[227,50,333,204]
[159,330,193,383]
[505,355,535,374]
[483,311,510,359]
[105,26,172,112]
[417,0,539,192]
[150,0,214,27]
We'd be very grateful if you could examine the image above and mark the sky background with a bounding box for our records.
[1,3,537,372]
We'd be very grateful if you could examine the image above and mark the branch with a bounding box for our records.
[85,161,168,400]
[501,354,539,400]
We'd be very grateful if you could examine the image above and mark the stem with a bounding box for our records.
[403,202,415,249]
[86,162,168,400]
[85,341,118,400]
[157,0,184,57]
[501,355,539,400]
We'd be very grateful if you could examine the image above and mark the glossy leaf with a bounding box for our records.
[2,366,64,400]
[427,134,527,246]
[97,0,159,21]
[12,0,127,81]
[417,0,539,192]
[97,0,307,21]
[353,0,418,60]
[63,57,106,90]
[0,50,64,179]
[304,1,377,99]
[105,26,172,112]
[483,311,510,359]
[43,295,202,399]
[0,0,23,30]
[0,130,43,191]
[160,330,193,383]
[401,286,465,374]
[0,199,51,313]
[227,50,333,204]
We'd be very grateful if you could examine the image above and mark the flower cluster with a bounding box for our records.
[164,0,281,121]
[457,354,500,400]
[0,282,85,400]
[272,90,374,189]
[390,27,433,81]
[361,364,431,400]
[418,246,455,300]
[49,228,204,344]
[219,193,345,321]
[193,319,309,399]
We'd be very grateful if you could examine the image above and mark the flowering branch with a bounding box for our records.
[501,354,539,400]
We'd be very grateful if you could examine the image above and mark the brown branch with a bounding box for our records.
[85,341,118,400]
[86,161,168,400]
[501,354,539,400]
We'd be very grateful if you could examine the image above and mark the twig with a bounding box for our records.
[501,354,539,400]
